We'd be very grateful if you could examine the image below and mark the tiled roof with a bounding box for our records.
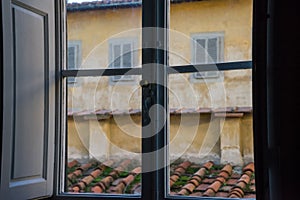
[66,0,203,11]
[67,159,256,198]
[68,106,252,117]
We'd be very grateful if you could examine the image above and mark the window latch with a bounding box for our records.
[140,79,153,125]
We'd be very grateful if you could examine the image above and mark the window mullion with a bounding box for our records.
[141,0,168,200]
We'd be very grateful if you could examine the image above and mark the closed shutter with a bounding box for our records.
[110,41,134,82]
[193,34,223,79]
[68,45,76,83]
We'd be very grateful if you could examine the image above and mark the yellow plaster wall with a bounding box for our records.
[109,115,141,154]
[67,7,141,63]
[67,117,90,159]
[241,113,254,162]
[169,0,252,65]
[67,0,252,68]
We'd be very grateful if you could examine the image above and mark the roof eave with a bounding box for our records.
[66,0,203,12]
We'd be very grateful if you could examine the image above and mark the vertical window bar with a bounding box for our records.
[142,0,167,200]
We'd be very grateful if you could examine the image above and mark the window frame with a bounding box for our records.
[54,0,270,199]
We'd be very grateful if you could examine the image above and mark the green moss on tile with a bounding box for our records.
[185,166,199,174]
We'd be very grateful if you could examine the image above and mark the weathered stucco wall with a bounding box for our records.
[68,113,253,166]
[67,117,90,160]
[67,0,252,66]
[169,0,252,65]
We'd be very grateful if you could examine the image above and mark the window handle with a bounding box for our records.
[140,79,152,125]
[139,79,149,88]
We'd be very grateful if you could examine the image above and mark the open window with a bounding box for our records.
[2,0,288,199]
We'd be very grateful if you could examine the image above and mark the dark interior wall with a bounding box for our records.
[0,0,3,169]
[267,0,300,199]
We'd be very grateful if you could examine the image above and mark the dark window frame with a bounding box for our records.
[54,0,271,200]
[0,0,3,182]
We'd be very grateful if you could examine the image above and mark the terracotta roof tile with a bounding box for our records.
[220,164,233,176]
[202,161,214,170]
[177,188,189,195]
[170,161,192,188]
[228,162,255,198]
[250,185,256,192]
[189,179,200,186]
[195,183,211,192]
[245,193,256,198]
[67,160,256,198]
[68,162,96,182]
[219,185,233,192]
[190,175,202,183]
[176,161,213,195]
[216,176,226,184]
[202,178,215,184]
[206,180,223,194]
[203,188,216,197]
[194,168,207,178]
[243,162,255,173]
[68,160,79,168]
[216,191,231,198]
[182,183,196,193]
[227,178,239,185]
[189,191,203,196]
[219,171,230,179]
[231,172,243,179]
[238,174,251,185]
[229,186,244,198]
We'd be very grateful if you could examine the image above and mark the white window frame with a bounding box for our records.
[109,38,137,83]
[67,41,81,84]
[191,32,224,79]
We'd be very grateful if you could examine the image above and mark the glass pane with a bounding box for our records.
[168,70,254,198]
[66,76,142,195]
[168,0,254,197]
[65,0,142,195]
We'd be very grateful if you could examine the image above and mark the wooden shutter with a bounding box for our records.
[194,35,222,79]
[1,0,55,199]
[67,45,76,83]
[111,41,134,82]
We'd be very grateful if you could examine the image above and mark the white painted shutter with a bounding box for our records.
[1,0,55,199]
